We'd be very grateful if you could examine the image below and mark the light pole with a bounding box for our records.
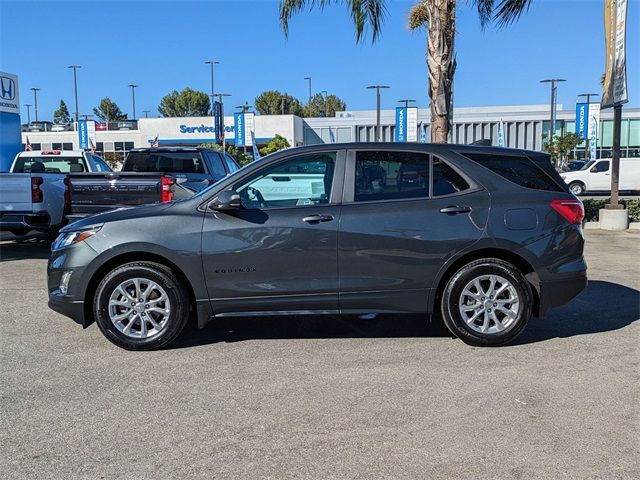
[67,65,81,123]
[577,93,599,160]
[398,99,416,108]
[304,77,312,104]
[143,110,150,118]
[540,79,565,145]
[321,90,328,117]
[30,88,40,122]
[24,104,32,124]
[128,84,138,120]
[217,93,231,152]
[367,85,390,142]
[205,60,219,114]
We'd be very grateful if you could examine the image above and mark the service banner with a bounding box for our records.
[244,113,255,147]
[602,0,628,108]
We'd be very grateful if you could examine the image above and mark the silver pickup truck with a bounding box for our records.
[0,150,111,237]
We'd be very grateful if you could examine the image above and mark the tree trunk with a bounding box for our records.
[427,0,456,143]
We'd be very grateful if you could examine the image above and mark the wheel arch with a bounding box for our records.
[83,251,199,328]
[431,248,541,317]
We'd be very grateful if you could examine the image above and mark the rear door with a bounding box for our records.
[338,148,489,313]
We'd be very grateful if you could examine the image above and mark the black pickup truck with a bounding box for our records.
[67,147,240,220]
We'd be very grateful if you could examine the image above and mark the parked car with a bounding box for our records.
[51,124,70,132]
[48,143,587,350]
[66,147,239,220]
[560,158,640,195]
[1,150,111,236]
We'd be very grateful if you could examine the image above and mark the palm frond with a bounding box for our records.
[408,2,429,30]
[279,0,387,43]
[471,0,534,28]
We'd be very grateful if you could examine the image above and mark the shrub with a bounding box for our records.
[581,198,640,222]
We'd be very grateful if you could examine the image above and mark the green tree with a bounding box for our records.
[303,93,346,117]
[93,97,127,122]
[158,88,210,117]
[260,134,291,156]
[280,0,533,143]
[545,132,583,170]
[53,100,71,124]
[255,90,305,116]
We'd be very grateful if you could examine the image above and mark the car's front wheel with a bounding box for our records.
[93,262,190,350]
[568,182,585,196]
[441,258,533,347]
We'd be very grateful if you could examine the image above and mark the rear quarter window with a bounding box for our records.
[461,152,564,192]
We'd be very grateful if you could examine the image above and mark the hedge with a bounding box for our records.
[582,198,640,222]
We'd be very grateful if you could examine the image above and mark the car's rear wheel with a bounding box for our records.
[441,258,532,346]
[93,262,190,350]
[568,182,585,196]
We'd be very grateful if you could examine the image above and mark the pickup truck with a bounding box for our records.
[0,150,111,236]
[66,147,240,220]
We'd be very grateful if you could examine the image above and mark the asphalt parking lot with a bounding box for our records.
[1,230,638,479]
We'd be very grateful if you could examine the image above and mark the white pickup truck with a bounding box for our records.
[0,150,111,237]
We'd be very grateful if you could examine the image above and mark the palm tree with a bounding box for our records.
[280,0,533,143]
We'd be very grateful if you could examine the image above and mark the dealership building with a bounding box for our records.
[21,104,640,162]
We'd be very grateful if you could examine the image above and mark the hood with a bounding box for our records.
[62,202,175,232]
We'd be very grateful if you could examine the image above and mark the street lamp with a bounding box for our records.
[143,110,150,118]
[304,77,312,104]
[367,85,390,142]
[24,104,32,125]
[398,99,416,108]
[67,65,81,123]
[128,84,138,120]
[540,78,565,145]
[217,93,231,152]
[205,60,220,114]
[30,88,40,122]
[321,90,328,117]
[578,93,599,160]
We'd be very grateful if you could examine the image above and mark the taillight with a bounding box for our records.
[551,199,584,224]
[31,176,44,203]
[161,175,174,203]
[63,177,71,209]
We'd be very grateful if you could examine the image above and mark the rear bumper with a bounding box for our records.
[538,258,588,316]
[0,212,50,230]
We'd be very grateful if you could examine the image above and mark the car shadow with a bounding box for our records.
[0,235,51,262]
[169,280,639,350]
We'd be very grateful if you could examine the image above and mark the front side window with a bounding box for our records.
[592,161,610,173]
[203,151,226,181]
[235,152,336,209]
[355,150,429,202]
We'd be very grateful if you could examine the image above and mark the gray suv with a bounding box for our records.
[48,143,587,350]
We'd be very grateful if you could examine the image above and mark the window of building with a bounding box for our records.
[461,152,563,192]
[432,156,470,196]
[63,143,73,151]
[124,142,135,151]
[52,143,63,150]
[235,152,336,209]
[355,150,429,202]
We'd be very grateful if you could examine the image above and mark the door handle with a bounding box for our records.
[302,214,334,224]
[439,205,472,215]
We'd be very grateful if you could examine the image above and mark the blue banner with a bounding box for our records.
[78,120,89,149]
[234,113,244,147]
[395,107,407,142]
[575,103,588,140]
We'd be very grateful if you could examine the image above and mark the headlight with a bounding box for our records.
[52,225,102,251]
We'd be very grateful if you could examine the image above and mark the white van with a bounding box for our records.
[560,158,640,195]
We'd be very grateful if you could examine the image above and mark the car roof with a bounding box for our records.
[16,150,87,157]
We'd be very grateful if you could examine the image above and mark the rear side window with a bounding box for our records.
[224,153,240,173]
[432,156,470,196]
[203,151,227,181]
[461,152,563,192]
[355,151,430,202]
[124,152,205,174]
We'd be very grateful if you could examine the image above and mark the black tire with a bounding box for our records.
[568,182,585,196]
[441,258,533,347]
[93,262,190,350]
[8,228,31,237]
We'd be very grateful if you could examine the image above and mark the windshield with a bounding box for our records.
[581,160,596,171]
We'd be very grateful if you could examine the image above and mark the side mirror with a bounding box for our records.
[210,190,242,211]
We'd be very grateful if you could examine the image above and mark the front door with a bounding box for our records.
[588,160,611,190]
[338,149,489,313]
[202,151,344,315]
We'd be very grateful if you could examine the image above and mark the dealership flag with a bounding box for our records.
[498,120,505,147]
[151,135,159,147]
[250,131,260,160]
[601,0,628,108]
[89,138,96,152]
[419,122,427,143]
[25,136,32,151]
[329,127,335,143]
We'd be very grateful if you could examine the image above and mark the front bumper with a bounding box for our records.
[48,290,86,326]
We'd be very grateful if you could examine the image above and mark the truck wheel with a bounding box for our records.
[441,258,533,347]
[93,262,190,350]
[568,182,585,196]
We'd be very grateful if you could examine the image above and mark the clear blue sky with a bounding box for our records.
[1,0,638,121]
